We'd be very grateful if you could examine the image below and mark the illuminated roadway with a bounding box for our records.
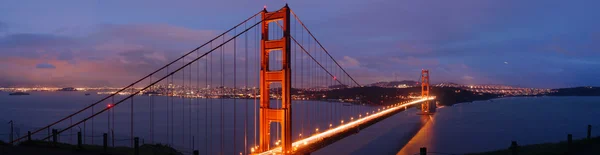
[257,97,436,155]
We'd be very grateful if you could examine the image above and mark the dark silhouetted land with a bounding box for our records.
[467,136,600,155]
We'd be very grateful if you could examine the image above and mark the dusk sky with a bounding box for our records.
[0,0,599,88]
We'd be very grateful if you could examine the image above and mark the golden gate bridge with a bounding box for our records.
[9,5,435,155]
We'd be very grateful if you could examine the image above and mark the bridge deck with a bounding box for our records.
[257,97,435,155]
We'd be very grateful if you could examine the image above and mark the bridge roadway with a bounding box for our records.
[257,97,436,155]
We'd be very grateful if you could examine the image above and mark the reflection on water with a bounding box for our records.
[314,107,428,155]
[398,96,600,155]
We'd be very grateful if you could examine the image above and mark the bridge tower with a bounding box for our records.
[420,69,435,114]
[258,5,292,154]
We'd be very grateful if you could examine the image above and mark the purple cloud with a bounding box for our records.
[35,63,56,69]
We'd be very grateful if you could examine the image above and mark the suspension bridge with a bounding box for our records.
[8,5,435,155]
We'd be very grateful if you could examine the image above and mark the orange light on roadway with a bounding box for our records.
[257,97,436,155]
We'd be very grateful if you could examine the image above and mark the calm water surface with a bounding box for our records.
[0,91,377,155]
[397,96,600,155]
[1,92,598,155]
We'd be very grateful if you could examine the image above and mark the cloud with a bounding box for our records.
[339,56,360,68]
[462,75,474,81]
[36,63,56,69]
[0,23,221,87]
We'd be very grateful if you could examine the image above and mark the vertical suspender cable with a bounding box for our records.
[166,66,170,146]
[171,71,175,145]
[205,42,209,155]
[209,42,214,154]
[233,28,237,154]
[254,15,258,148]
[189,53,193,151]
[196,40,200,151]
[221,34,225,155]
[244,20,248,155]
[183,56,186,146]
[131,87,134,146]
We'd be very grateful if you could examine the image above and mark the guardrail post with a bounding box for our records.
[510,141,519,155]
[134,137,139,155]
[103,133,108,152]
[77,131,82,149]
[567,134,572,154]
[52,129,58,147]
[27,131,31,141]
[588,125,592,139]
[419,147,426,155]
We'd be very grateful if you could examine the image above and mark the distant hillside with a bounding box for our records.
[549,87,600,96]
[368,80,418,88]
[304,86,498,106]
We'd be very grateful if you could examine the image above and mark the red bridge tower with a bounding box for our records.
[258,5,292,154]
[420,69,435,114]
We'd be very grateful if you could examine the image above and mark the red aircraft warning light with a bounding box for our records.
[107,104,113,108]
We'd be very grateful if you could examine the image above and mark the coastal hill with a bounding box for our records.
[302,86,498,106]
[548,87,600,96]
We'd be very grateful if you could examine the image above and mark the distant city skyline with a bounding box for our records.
[1,0,599,88]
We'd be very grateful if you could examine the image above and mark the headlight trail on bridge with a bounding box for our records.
[258,96,436,155]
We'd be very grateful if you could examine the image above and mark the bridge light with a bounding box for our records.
[329,124,332,128]
[107,104,113,108]
[315,128,319,132]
